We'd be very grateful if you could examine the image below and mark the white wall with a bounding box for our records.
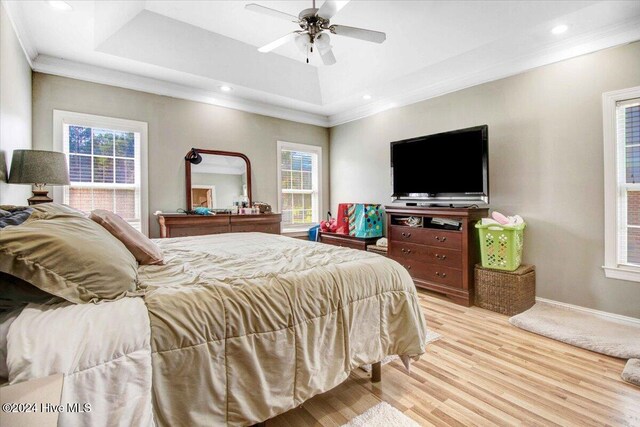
[330,42,640,317]
[0,3,32,204]
[32,73,329,237]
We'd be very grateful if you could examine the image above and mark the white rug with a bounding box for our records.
[341,402,421,427]
[510,302,640,386]
[360,330,442,373]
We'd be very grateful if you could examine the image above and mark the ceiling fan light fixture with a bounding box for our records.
[295,34,310,53]
[250,0,385,65]
[315,33,332,54]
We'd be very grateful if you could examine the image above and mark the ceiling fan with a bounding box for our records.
[245,0,386,65]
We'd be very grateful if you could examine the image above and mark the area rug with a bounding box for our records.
[340,401,421,427]
[360,330,441,373]
[509,302,640,386]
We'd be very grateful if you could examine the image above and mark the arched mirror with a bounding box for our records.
[185,149,251,211]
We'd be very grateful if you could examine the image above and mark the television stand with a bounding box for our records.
[385,205,488,306]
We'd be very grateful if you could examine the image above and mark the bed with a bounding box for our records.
[2,215,427,426]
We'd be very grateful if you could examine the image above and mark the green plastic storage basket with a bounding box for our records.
[475,222,526,271]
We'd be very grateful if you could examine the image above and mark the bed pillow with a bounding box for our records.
[90,210,164,265]
[0,210,139,304]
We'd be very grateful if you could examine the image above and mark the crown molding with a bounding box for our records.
[327,17,640,127]
[1,0,37,67]
[32,55,331,128]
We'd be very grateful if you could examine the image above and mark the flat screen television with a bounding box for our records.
[391,125,489,204]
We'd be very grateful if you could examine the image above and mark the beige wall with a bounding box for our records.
[330,42,640,317]
[32,73,329,237]
[0,3,32,204]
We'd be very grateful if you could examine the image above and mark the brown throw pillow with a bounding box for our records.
[90,210,164,265]
[0,211,139,304]
[30,202,87,219]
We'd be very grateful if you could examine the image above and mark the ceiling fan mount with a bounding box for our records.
[246,0,386,65]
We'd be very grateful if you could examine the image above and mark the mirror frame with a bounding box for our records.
[185,149,252,211]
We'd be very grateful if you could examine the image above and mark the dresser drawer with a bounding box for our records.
[390,226,462,249]
[391,257,463,288]
[168,225,229,238]
[389,243,462,268]
[231,223,280,234]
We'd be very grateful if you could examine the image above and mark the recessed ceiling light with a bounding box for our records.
[219,85,232,92]
[551,24,568,35]
[362,94,372,100]
[47,1,72,11]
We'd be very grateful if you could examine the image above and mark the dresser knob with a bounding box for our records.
[435,254,447,260]
[401,248,411,254]
[435,236,447,242]
[402,232,412,238]
[435,272,447,278]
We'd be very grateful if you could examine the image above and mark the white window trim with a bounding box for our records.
[276,140,322,233]
[52,110,150,236]
[602,86,640,282]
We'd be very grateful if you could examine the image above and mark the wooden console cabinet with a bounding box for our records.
[386,206,488,306]
[157,213,281,238]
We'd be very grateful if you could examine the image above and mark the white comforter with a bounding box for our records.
[6,298,154,427]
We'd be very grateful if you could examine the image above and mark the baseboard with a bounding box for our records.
[535,297,640,325]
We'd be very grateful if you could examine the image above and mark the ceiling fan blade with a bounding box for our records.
[245,3,299,22]
[330,25,386,43]
[258,32,298,53]
[317,0,350,20]
[319,47,336,65]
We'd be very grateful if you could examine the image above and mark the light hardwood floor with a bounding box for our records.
[270,291,640,426]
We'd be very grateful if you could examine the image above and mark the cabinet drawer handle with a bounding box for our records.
[435,272,447,278]
[435,236,447,242]
[435,254,447,260]
[402,232,412,238]
[401,248,412,254]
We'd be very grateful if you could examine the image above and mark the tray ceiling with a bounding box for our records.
[5,0,640,126]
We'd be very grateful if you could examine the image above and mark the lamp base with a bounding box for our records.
[28,190,53,206]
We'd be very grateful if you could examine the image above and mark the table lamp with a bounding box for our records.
[8,149,70,205]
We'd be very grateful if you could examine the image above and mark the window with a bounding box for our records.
[277,141,322,232]
[53,111,149,235]
[603,87,640,281]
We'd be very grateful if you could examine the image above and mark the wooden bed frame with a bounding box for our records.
[250,361,381,427]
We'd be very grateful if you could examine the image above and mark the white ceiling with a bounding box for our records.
[5,0,640,126]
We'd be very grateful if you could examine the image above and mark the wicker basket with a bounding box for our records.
[474,264,535,315]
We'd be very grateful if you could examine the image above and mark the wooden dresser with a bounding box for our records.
[318,231,378,250]
[386,206,488,306]
[157,213,281,238]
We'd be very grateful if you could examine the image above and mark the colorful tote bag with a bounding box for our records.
[336,203,352,235]
[350,204,384,238]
